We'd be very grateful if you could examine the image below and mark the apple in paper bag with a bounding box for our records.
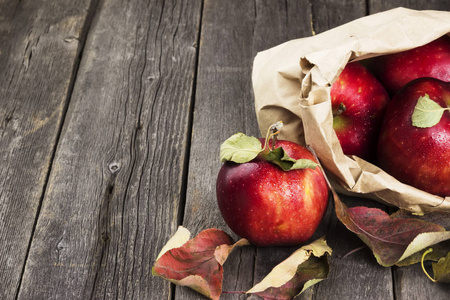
[331,62,390,161]
[377,77,450,197]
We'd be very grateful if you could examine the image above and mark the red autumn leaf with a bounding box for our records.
[333,193,450,267]
[152,227,249,300]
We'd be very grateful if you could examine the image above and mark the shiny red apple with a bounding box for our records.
[216,137,329,247]
[377,77,450,197]
[331,62,390,161]
[372,35,450,96]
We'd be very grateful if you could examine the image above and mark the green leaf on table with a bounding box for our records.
[247,237,332,300]
[332,194,450,267]
[432,251,450,283]
[412,94,449,128]
[152,226,249,300]
[220,133,263,163]
[264,146,318,171]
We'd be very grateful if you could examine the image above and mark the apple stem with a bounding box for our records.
[333,102,346,117]
[264,121,283,151]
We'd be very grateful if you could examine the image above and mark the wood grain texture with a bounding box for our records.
[313,197,394,300]
[177,1,261,298]
[369,0,450,13]
[0,0,93,299]
[309,0,366,35]
[181,0,315,236]
[17,0,201,299]
[252,1,393,300]
[176,0,316,298]
[394,263,450,300]
[250,2,325,300]
[0,1,448,299]
[177,1,391,300]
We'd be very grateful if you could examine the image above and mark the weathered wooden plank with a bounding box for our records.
[176,0,262,298]
[181,0,315,235]
[312,197,394,300]
[177,0,392,300]
[175,0,317,298]
[250,1,331,299]
[251,1,393,300]
[394,263,450,300]
[370,0,450,13]
[310,0,366,35]
[0,0,94,299]
[17,0,202,299]
[306,6,396,300]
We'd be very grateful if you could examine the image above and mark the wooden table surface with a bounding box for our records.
[1,0,449,299]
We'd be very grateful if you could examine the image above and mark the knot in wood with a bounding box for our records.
[64,36,79,43]
[108,162,121,173]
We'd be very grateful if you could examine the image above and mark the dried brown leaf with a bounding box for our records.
[247,237,332,300]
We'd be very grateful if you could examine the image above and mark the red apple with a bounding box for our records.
[377,77,450,197]
[331,62,390,161]
[216,136,329,247]
[372,35,450,96]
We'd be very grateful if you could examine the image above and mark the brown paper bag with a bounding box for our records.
[252,7,450,214]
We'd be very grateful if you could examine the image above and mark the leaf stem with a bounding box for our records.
[340,245,367,259]
[421,248,437,283]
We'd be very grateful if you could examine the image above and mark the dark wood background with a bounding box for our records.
[0,0,449,299]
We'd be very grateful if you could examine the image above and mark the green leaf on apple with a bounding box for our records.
[220,129,318,171]
[412,94,450,128]
[263,147,318,171]
[152,226,249,300]
[247,237,332,299]
[220,133,263,163]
